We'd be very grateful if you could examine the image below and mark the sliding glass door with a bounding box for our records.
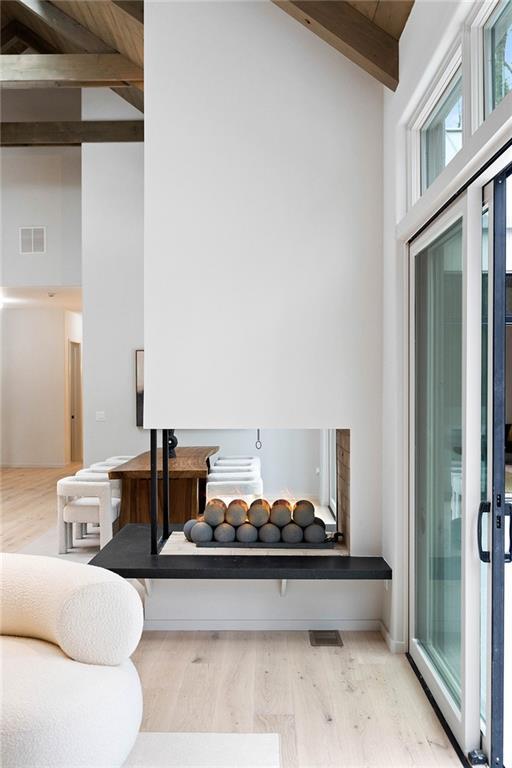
[414,217,463,705]
[410,197,481,754]
[410,165,511,765]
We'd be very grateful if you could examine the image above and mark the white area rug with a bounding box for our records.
[124,732,280,768]
[18,525,97,564]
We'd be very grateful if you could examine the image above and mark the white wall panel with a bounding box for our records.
[144,0,384,554]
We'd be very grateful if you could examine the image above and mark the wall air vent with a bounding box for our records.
[19,226,46,255]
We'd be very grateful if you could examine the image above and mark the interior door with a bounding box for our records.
[409,194,482,755]
[69,341,83,462]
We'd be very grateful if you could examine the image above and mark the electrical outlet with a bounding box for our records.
[95,411,106,422]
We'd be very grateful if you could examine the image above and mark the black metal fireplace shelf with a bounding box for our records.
[89,524,392,581]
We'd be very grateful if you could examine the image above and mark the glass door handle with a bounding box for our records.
[506,503,512,564]
[478,501,491,563]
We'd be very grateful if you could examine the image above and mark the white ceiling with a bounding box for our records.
[0,286,82,312]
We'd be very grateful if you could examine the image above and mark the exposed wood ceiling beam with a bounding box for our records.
[15,0,110,53]
[9,0,144,110]
[50,1,143,68]
[2,37,28,54]
[0,53,144,88]
[1,20,19,47]
[1,19,58,53]
[111,1,143,25]
[112,85,144,112]
[273,0,399,90]
[0,119,144,145]
[1,20,25,52]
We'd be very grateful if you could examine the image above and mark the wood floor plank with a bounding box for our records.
[0,464,80,551]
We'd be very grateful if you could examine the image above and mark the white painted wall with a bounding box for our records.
[81,86,146,464]
[1,308,66,466]
[145,579,384,632]
[81,141,146,464]
[144,0,383,556]
[0,89,81,288]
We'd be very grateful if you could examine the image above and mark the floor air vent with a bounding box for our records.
[309,630,343,647]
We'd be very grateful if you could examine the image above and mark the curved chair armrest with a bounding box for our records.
[0,554,143,666]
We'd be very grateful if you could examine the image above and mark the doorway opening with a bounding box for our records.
[0,286,83,468]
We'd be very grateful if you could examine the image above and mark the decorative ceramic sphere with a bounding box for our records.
[226,499,249,527]
[236,523,258,543]
[190,521,214,543]
[281,522,303,544]
[270,500,292,528]
[204,498,226,527]
[214,523,236,543]
[258,523,281,543]
[314,516,326,528]
[248,499,270,527]
[304,523,326,543]
[293,500,315,528]
[183,518,197,542]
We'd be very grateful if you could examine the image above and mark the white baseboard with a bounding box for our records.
[379,621,407,653]
[144,618,381,631]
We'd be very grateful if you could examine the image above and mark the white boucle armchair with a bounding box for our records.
[0,553,143,768]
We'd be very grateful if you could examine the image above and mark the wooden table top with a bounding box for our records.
[109,446,219,480]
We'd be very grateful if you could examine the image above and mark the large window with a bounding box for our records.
[420,69,463,192]
[484,0,512,116]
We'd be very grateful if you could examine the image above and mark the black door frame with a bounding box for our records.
[489,164,511,768]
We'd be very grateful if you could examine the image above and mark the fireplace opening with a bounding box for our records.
[151,428,352,555]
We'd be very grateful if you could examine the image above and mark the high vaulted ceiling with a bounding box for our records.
[0,0,413,145]
[0,0,144,111]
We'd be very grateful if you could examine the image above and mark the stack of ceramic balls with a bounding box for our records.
[184,498,327,545]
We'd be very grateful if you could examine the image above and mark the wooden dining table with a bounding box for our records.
[109,446,219,527]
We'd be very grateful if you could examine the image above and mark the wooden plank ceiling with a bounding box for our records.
[273,0,414,90]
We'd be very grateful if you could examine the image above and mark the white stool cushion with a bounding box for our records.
[215,458,259,467]
[86,462,117,473]
[74,470,122,498]
[208,472,260,482]
[0,554,143,666]
[63,495,121,524]
[0,636,142,768]
[209,463,260,474]
[207,478,263,496]
[216,455,259,461]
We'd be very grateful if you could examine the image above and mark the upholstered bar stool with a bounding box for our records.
[57,477,120,552]
[74,470,122,540]
[104,455,135,465]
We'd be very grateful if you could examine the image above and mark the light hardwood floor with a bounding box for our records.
[2,467,461,768]
[133,629,461,768]
[0,464,80,552]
